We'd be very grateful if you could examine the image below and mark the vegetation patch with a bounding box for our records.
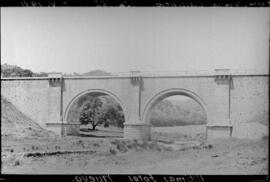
[24,150,96,157]
[13,160,21,166]
[109,148,117,155]
[110,139,173,153]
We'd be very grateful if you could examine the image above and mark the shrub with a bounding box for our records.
[109,148,117,155]
[32,146,39,150]
[127,144,132,149]
[76,140,83,145]
[14,160,20,166]
[116,143,128,153]
[192,145,201,150]
[140,141,149,149]
[203,144,213,149]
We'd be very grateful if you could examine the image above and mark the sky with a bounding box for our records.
[1,7,269,74]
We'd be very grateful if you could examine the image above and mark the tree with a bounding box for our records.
[102,106,125,128]
[79,97,104,130]
[19,69,33,77]
[76,95,125,129]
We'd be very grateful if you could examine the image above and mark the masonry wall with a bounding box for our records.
[230,75,269,124]
[230,75,269,137]
[1,79,54,127]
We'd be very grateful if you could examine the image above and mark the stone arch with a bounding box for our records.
[142,88,209,124]
[63,89,128,123]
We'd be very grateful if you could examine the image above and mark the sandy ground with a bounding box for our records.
[1,126,268,174]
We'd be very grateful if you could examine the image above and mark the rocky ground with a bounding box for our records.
[1,134,268,174]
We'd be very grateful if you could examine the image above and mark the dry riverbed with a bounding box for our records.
[1,133,268,174]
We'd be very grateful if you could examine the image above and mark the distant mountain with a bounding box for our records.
[82,70,112,76]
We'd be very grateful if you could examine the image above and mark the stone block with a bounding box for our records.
[66,124,81,136]
[46,123,63,136]
[206,125,233,139]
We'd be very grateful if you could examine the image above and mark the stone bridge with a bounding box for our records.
[1,69,268,140]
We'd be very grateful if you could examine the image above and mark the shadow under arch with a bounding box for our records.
[63,89,128,123]
[142,88,209,124]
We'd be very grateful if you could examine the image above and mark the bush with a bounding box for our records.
[116,143,128,153]
[109,148,117,155]
[14,160,20,166]
[32,146,39,150]
[203,144,213,149]
[104,122,109,128]
[192,145,201,150]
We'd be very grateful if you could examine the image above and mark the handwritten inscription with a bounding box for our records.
[128,175,157,182]
[73,175,113,182]
[127,175,204,182]
[163,176,204,182]
[73,175,204,182]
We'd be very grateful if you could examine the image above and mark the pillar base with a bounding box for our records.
[124,123,151,141]
[46,123,63,136]
[206,124,233,139]
[66,123,80,136]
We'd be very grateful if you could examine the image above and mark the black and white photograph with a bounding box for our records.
[1,7,269,176]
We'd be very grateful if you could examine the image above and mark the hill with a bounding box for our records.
[149,99,207,126]
[1,63,113,77]
[1,96,56,138]
[1,63,47,77]
[82,70,112,76]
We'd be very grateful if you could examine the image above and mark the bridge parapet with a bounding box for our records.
[114,69,268,77]
[1,69,268,80]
